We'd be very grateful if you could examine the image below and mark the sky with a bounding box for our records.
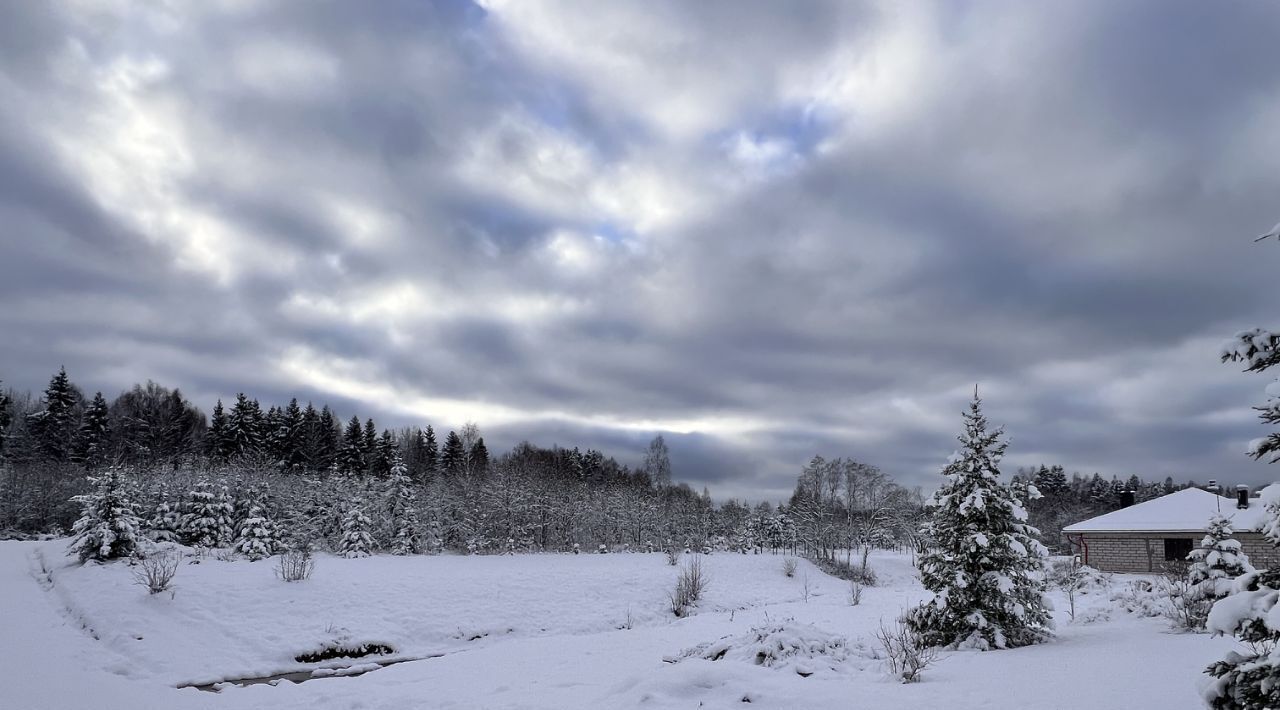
[1,0,1278,502]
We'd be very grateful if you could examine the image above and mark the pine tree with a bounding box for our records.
[206,399,231,461]
[441,430,465,478]
[181,480,235,548]
[421,425,439,479]
[1221,328,1280,464]
[386,453,420,555]
[74,392,111,468]
[67,468,141,562]
[1206,491,1280,708]
[0,382,11,458]
[30,367,83,462]
[469,437,490,477]
[1189,513,1253,603]
[338,500,373,558]
[905,391,1052,650]
[371,429,396,477]
[337,415,365,474]
[363,419,378,461]
[147,492,181,544]
[233,486,280,561]
[315,405,339,471]
[227,393,262,459]
[1033,465,1068,500]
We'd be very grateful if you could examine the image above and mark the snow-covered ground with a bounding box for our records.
[2,541,1241,709]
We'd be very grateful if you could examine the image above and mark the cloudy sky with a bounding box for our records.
[2,0,1278,501]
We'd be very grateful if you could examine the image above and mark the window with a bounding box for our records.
[1164,538,1193,562]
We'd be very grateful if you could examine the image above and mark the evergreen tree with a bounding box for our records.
[227,393,262,459]
[469,437,490,477]
[337,415,365,474]
[905,391,1052,650]
[74,392,111,468]
[276,398,304,469]
[233,485,280,561]
[338,500,373,558]
[1189,513,1253,603]
[370,429,396,477]
[67,468,141,562]
[441,430,466,478]
[298,402,319,469]
[386,453,420,555]
[0,382,11,457]
[363,418,378,459]
[206,399,231,461]
[147,493,181,544]
[1221,328,1280,464]
[421,425,439,479]
[1033,465,1068,500]
[180,480,235,548]
[315,405,339,471]
[30,367,83,462]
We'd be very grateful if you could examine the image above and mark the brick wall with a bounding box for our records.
[1071,531,1280,573]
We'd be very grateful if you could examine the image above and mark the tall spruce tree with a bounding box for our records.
[315,405,339,471]
[337,415,365,474]
[421,425,438,479]
[227,393,262,459]
[905,391,1052,650]
[74,392,111,468]
[30,367,82,462]
[469,437,490,477]
[386,453,420,555]
[441,430,465,479]
[206,399,231,461]
[0,382,11,458]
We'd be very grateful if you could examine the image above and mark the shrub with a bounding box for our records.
[669,556,708,617]
[132,546,179,595]
[276,545,316,582]
[666,548,680,566]
[876,617,938,683]
[849,579,864,606]
[809,556,877,586]
[782,557,798,578]
[1160,559,1212,632]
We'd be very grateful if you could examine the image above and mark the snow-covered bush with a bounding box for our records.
[782,557,798,577]
[876,617,938,683]
[132,545,180,594]
[338,501,373,558]
[669,556,707,617]
[67,468,142,563]
[905,392,1052,650]
[146,496,181,544]
[669,623,867,677]
[1160,559,1213,632]
[275,544,315,582]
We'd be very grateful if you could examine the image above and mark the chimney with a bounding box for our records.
[1238,485,1250,509]
[1120,490,1135,508]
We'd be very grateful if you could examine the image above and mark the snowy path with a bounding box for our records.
[1,542,1241,709]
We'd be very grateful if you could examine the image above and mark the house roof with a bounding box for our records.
[1062,486,1276,534]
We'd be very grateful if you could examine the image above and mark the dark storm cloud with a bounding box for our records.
[2,0,1278,501]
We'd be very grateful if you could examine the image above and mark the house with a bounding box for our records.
[1061,486,1280,573]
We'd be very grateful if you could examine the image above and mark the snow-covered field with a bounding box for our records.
[2,542,1240,709]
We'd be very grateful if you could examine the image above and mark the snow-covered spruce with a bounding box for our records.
[1188,513,1253,603]
[1220,327,1280,464]
[339,500,374,558]
[1205,485,1280,708]
[146,494,181,544]
[385,454,420,555]
[233,485,280,561]
[67,468,142,563]
[180,480,235,549]
[904,391,1052,650]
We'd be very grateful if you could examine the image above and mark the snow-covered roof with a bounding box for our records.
[1062,486,1275,534]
